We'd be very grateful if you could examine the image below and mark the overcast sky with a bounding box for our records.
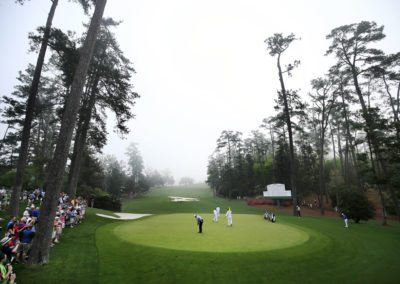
[0,0,399,183]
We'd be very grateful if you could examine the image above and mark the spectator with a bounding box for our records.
[0,252,16,284]
[70,207,77,227]
[6,218,16,232]
[26,216,36,230]
[1,234,19,262]
[31,207,40,218]
[53,217,62,244]
[0,190,86,265]
[51,219,58,245]
[296,205,301,217]
[22,207,30,218]
[59,211,66,229]
[18,225,35,263]
[16,217,27,233]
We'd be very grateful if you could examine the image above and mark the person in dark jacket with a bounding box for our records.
[194,214,204,233]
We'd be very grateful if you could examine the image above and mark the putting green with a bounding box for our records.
[113,213,309,252]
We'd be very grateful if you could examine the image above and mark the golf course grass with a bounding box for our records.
[9,184,400,283]
[113,213,309,252]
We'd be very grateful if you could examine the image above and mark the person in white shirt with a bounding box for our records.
[23,207,30,218]
[216,206,220,217]
[226,208,233,226]
[296,205,301,217]
[213,208,218,222]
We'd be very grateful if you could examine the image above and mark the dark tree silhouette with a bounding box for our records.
[28,0,107,265]
[9,0,59,218]
[265,33,300,216]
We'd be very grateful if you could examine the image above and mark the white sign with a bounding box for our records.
[263,183,291,198]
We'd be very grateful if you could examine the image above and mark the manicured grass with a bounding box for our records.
[97,211,400,283]
[12,184,400,283]
[122,185,261,215]
[96,215,400,284]
[113,213,309,252]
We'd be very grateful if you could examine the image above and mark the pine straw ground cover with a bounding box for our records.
[13,185,400,283]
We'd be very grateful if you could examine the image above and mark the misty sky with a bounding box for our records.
[0,0,399,183]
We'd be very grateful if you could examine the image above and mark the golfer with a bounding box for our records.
[194,214,204,233]
[226,208,233,226]
[341,212,349,228]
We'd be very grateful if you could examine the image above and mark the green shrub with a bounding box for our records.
[93,195,121,212]
[77,185,108,200]
[338,191,375,223]
[0,170,16,187]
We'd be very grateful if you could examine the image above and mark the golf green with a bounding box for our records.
[113,213,309,252]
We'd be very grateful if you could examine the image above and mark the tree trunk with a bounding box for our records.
[319,129,325,215]
[28,0,107,265]
[336,124,344,177]
[269,125,275,182]
[9,0,59,218]
[344,139,350,191]
[396,81,400,134]
[340,91,362,190]
[382,75,400,141]
[366,137,387,225]
[66,75,99,198]
[277,55,297,215]
[317,94,333,216]
[376,185,388,225]
[330,123,340,209]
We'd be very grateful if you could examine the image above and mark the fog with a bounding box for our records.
[0,0,399,183]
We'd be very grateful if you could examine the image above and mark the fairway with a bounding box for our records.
[13,185,400,284]
[114,213,309,252]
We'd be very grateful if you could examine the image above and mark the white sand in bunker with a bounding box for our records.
[168,196,199,202]
[96,213,151,220]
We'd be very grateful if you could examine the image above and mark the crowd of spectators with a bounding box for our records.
[0,188,9,212]
[0,189,87,283]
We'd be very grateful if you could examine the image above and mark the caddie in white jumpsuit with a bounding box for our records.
[226,208,233,226]
[213,208,218,222]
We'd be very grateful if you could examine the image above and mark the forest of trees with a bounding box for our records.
[0,0,399,266]
[207,21,400,222]
[0,0,112,264]
[0,1,183,264]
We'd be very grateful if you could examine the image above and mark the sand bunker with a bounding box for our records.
[168,196,199,202]
[96,213,151,220]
